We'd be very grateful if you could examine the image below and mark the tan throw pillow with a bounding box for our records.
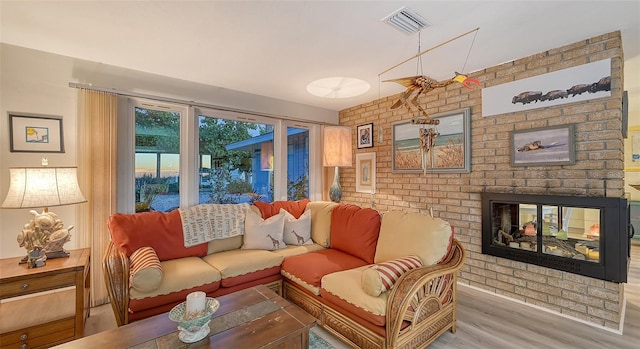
[375,211,453,266]
[241,209,286,250]
[281,208,312,245]
[361,255,422,297]
[129,246,163,293]
[307,201,338,247]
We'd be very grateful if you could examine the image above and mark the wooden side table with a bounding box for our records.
[0,248,91,349]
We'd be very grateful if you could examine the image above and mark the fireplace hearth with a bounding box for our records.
[482,192,632,283]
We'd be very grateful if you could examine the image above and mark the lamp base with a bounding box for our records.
[19,250,70,265]
[19,248,47,268]
[329,167,342,203]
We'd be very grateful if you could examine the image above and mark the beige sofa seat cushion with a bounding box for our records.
[130,257,221,300]
[375,211,453,266]
[203,249,284,280]
[321,266,388,316]
[271,243,326,258]
[307,201,338,247]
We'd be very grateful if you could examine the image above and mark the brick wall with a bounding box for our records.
[337,31,625,330]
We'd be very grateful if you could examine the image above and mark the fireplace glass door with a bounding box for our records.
[483,193,629,283]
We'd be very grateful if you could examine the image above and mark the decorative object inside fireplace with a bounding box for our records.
[482,193,631,283]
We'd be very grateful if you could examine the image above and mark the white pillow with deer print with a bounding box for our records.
[280,208,313,246]
[241,209,286,250]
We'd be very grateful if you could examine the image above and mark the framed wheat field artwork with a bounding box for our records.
[510,124,576,166]
[392,108,471,173]
[9,113,65,153]
[356,152,376,193]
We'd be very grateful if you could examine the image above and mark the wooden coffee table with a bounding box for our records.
[53,284,315,349]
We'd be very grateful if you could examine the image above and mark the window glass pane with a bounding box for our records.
[198,115,275,204]
[559,207,600,263]
[287,126,309,200]
[135,107,180,212]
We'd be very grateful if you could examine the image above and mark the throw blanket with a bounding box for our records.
[179,203,250,247]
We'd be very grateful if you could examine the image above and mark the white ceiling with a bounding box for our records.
[1,1,639,112]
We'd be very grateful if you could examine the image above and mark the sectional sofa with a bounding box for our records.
[103,200,465,348]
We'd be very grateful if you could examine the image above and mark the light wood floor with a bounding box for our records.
[86,243,640,348]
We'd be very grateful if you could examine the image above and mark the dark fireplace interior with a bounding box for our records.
[482,192,631,283]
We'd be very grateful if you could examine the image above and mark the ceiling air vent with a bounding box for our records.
[382,6,431,35]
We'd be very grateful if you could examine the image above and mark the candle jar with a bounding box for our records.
[185,291,206,320]
[169,296,220,343]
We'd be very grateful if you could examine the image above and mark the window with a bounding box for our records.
[286,125,309,200]
[134,105,181,212]
[118,98,321,213]
[198,114,276,205]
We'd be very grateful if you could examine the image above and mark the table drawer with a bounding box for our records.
[0,272,75,298]
[0,317,75,349]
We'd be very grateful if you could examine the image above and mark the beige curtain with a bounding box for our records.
[76,89,117,306]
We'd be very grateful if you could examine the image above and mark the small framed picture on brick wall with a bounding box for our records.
[357,123,374,149]
[510,124,576,166]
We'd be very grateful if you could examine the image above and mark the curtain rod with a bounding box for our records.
[68,82,318,124]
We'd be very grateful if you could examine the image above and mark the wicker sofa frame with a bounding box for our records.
[102,241,283,326]
[282,239,465,349]
[103,234,465,348]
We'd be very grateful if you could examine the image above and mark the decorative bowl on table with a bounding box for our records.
[169,297,220,343]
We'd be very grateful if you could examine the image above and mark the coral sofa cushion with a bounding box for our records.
[330,204,381,264]
[108,210,207,261]
[321,266,387,326]
[281,208,313,245]
[129,247,163,293]
[375,211,454,266]
[203,249,284,288]
[254,199,310,219]
[361,255,423,297]
[242,210,286,250]
[307,201,338,247]
[281,249,369,295]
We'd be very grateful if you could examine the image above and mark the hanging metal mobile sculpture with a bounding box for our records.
[381,28,481,174]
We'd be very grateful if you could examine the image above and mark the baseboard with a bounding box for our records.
[458,282,624,335]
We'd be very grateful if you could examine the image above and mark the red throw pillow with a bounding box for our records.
[108,210,207,261]
[330,204,381,264]
[254,199,310,219]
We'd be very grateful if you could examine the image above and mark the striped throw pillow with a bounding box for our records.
[130,246,163,292]
[361,256,423,297]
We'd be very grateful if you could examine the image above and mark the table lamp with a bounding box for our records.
[323,126,352,203]
[1,163,87,267]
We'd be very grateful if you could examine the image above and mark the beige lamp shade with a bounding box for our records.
[1,167,87,209]
[323,126,352,167]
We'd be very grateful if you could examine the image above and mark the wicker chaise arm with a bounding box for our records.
[103,241,130,326]
[385,239,466,349]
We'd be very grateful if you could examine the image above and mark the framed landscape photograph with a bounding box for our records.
[356,152,376,193]
[357,123,374,149]
[9,113,65,153]
[392,108,471,173]
[510,124,575,166]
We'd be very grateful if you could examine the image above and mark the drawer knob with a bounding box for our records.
[21,283,29,290]
[21,333,28,340]
[21,344,27,349]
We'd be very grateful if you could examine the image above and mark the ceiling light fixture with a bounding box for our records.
[306,77,370,98]
[382,6,431,35]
